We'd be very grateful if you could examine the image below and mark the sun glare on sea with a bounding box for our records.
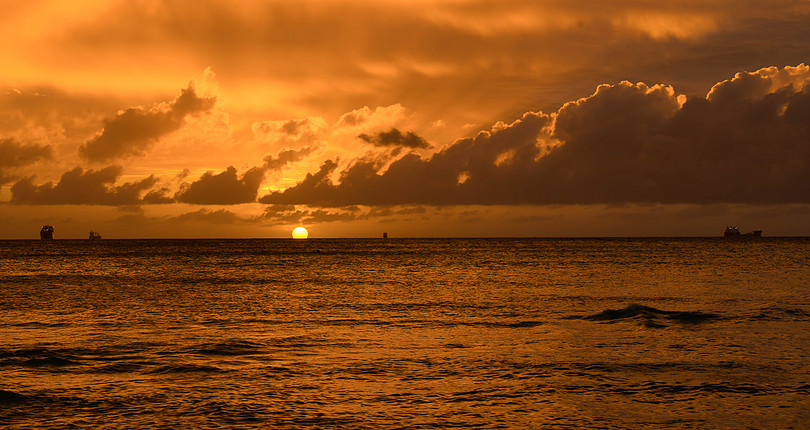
[292,227,309,239]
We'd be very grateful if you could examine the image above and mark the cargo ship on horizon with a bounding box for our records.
[40,225,54,240]
[724,226,762,237]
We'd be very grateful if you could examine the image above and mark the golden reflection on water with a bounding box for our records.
[0,238,808,427]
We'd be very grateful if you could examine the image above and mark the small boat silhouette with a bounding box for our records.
[88,231,102,241]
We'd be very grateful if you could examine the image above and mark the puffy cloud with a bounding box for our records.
[260,204,426,225]
[174,166,266,205]
[264,145,320,171]
[252,117,328,143]
[707,64,810,103]
[335,105,409,130]
[0,138,52,184]
[261,65,810,206]
[261,204,307,224]
[357,128,431,148]
[0,138,52,167]
[249,106,413,183]
[141,188,175,204]
[260,111,553,205]
[9,166,157,205]
[79,83,216,162]
[170,208,247,224]
[365,205,427,219]
[297,208,361,224]
[258,160,340,205]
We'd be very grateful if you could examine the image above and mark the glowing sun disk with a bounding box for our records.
[292,226,309,239]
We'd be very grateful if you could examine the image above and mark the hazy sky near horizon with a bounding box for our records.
[2,0,810,238]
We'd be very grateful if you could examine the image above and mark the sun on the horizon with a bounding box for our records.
[292,226,309,239]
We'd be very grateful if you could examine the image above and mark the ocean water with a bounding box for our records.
[0,238,808,429]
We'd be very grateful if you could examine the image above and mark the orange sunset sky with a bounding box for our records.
[2,0,810,238]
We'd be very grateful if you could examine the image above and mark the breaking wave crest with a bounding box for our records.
[575,304,720,328]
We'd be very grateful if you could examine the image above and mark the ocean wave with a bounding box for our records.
[443,343,471,349]
[257,365,306,377]
[638,381,770,395]
[749,306,810,321]
[530,360,764,377]
[265,335,354,349]
[0,347,80,367]
[571,304,720,328]
[794,384,810,394]
[311,318,546,329]
[191,339,265,356]
[6,321,70,328]
[200,317,288,326]
[481,320,544,328]
[94,362,146,374]
[21,356,79,367]
[0,390,28,404]
[146,363,227,374]
[554,381,775,398]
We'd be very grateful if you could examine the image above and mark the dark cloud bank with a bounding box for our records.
[174,166,265,205]
[173,145,321,205]
[262,65,810,206]
[0,138,52,184]
[264,145,320,171]
[358,128,431,149]
[10,166,156,205]
[260,204,427,225]
[79,83,215,162]
[9,65,810,208]
[7,144,321,206]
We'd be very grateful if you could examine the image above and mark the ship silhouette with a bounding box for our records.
[724,226,762,237]
[40,225,54,240]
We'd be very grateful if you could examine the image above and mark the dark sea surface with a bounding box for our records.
[1,237,809,429]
